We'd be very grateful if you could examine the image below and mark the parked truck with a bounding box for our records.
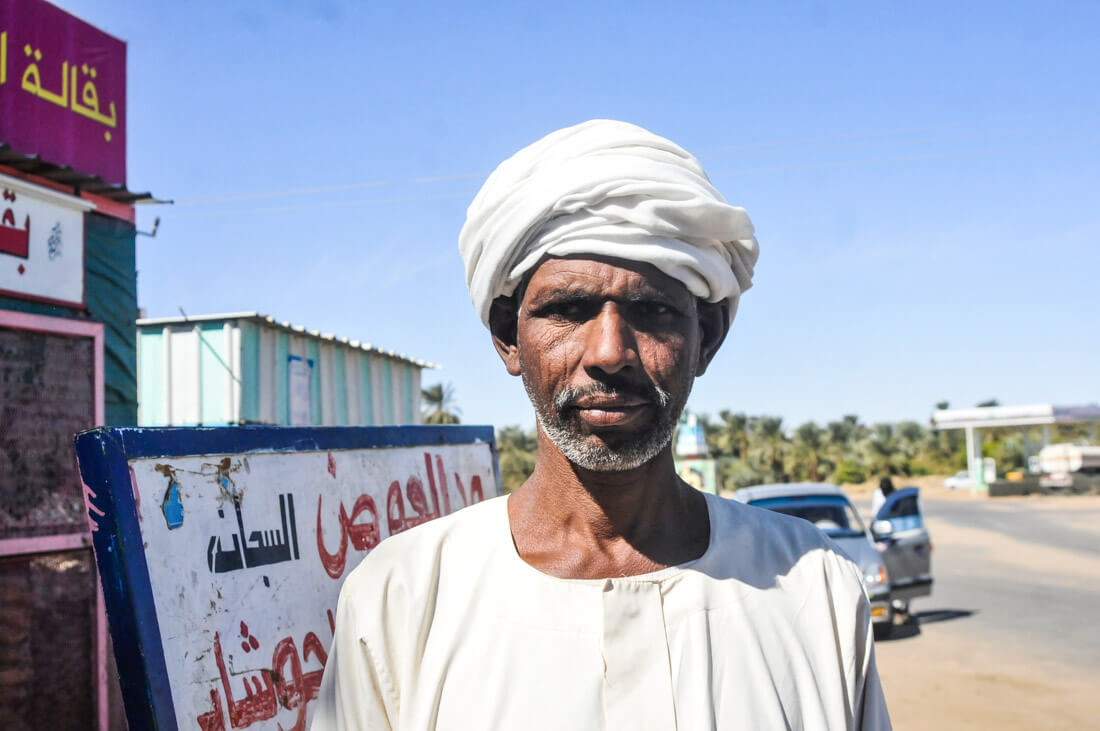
[1039,444,1100,474]
[1038,444,1100,492]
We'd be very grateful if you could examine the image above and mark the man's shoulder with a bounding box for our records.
[701,493,863,590]
[341,495,505,596]
[706,492,835,550]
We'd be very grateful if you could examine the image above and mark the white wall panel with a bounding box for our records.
[345,352,362,426]
[169,329,200,425]
[318,344,335,426]
[370,356,386,425]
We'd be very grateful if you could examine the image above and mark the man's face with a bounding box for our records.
[506,256,713,472]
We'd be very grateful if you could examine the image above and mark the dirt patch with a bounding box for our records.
[873,491,1100,728]
[876,624,1099,730]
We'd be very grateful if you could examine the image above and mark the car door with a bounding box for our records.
[875,488,933,599]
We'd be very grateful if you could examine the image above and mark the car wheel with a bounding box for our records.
[873,603,895,640]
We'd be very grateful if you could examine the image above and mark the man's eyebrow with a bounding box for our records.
[621,290,680,306]
[525,289,599,307]
[526,288,684,309]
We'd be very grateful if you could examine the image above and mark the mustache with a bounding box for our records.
[553,381,671,412]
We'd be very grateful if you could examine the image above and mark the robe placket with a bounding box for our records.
[600,578,677,729]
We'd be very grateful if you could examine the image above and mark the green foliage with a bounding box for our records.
[496,425,538,493]
[424,410,461,425]
[714,411,750,459]
[832,459,867,485]
[716,457,764,491]
[983,437,1025,472]
[748,416,788,482]
[789,422,827,482]
[483,399,1072,493]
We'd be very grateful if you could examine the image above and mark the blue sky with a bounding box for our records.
[63,0,1099,430]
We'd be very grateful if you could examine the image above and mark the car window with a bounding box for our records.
[880,494,922,530]
[882,495,919,519]
[749,495,868,539]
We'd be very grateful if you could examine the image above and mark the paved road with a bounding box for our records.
[850,492,1100,727]
[852,493,1100,670]
[924,496,1100,557]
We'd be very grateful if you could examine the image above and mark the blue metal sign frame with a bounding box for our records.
[74,425,498,731]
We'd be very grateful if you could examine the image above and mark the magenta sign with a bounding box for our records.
[0,0,126,184]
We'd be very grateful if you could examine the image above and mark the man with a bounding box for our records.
[313,120,891,730]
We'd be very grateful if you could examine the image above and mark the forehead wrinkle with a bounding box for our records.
[525,266,692,305]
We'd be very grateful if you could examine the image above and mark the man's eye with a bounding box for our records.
[542,301,593,321]
[639,302,674,317]
[560,303,585,318]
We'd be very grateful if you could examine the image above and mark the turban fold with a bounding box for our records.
[459,119,759,327]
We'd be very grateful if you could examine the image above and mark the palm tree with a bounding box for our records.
[895,421,926,470]
[863,423,903,476]
[716,411,750,459]
[749,416,788,482]
[791,421,826,481]
[421,382,461,424]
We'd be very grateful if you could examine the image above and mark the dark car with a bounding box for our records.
[870,487,933,617]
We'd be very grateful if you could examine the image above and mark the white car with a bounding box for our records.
[943,471,971,490]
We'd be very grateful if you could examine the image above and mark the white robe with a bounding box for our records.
[312,492,892,730]
[871,489,887,519]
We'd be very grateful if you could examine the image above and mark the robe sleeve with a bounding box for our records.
[311,575,399,730]
[856,635,893,731]
[847,564,893,731]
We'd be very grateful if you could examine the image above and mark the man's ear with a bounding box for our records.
[489,295,522,376]
[694,299,731,377]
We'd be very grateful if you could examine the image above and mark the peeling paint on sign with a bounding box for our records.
[162,479,184,529]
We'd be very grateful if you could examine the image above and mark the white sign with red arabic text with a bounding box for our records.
[128,442,497,730]
[0,172,93,306]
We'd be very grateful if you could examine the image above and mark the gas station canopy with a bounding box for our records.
[931,403,1100,490]
[932,404,1100,430]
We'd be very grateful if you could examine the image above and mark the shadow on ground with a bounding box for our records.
[880,608,975,641]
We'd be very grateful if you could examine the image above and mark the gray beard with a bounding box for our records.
[523,375,686,472]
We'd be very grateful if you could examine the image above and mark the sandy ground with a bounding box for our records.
[876,625,1098,730]
[868,491,1100,729]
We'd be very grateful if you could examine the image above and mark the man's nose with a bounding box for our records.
[581,304,638,375]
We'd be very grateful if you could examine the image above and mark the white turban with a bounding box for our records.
[459,119,759,327]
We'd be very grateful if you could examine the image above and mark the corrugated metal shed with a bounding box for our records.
[136,312,435,427]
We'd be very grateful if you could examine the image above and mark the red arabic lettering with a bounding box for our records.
[426,453,450,515]
[198,616,332,729]
[455,473,485,505]
[346,494,381,549]
[271,637,310,731]
[320,455,490,577]
[388,473,444,536]
[386,480,408,536]
[211,631,277,727]
[301,631,328,700]
[316,493,380,579]
[406,476,439,526]
[0,189,29,259]
[197,689,226,731]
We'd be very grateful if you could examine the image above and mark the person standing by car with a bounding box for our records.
[871,476,895,517]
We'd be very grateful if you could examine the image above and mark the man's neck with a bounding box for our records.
[506,428,710,580]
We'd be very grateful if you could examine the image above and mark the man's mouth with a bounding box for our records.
[568,394,652,428]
